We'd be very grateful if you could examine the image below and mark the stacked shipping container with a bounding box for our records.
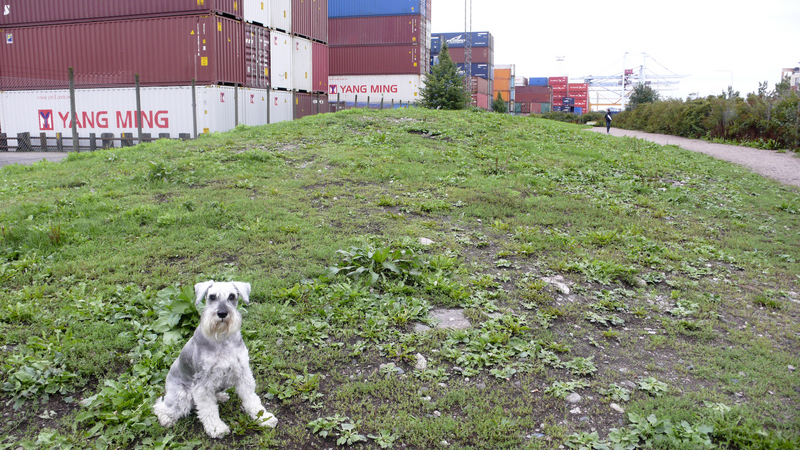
[493,64,515,111]
[328,0,431,105]
[0,0,330,144]
[430,32,494,109]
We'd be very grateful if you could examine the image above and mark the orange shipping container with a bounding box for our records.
[494,68,511,79]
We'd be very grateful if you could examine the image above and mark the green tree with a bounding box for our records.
[627,83,660,110]
[492,91,508,113]
[419,43,470,110]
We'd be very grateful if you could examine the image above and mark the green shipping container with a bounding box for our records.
[541,103,551,113]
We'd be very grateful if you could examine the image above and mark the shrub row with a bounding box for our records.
[613,88,800,150]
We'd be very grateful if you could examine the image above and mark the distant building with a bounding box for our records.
[781,67,800,91]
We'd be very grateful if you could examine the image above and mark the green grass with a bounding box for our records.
[1,108,799,449]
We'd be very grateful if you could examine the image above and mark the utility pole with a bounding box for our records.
[464,0,473,105]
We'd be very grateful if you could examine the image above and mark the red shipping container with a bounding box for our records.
[468,76,490,95]
[442,46,493,65]
[570,91,588,99]
[292,0,312,39]
[329,15,424,47]
[516,85,550,95]
[295,92,328,119]
[474,93,489,110]
[0,0,240,26]
[520,103,531,114]
[0,15,244,90]
[568,83,588,91]
[244,24,270,88]
[311,0,328,43]
[551,84,567,92]
[312,42,329,93]
[516,92,551,103]
[329,45,424,76]
[574,100,588,108]
[549,76,568,85]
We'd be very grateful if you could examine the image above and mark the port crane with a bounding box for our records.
[576,52,688,111]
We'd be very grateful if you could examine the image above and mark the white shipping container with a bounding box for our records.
[327,75,424,104]
[243,0,270,26]
[269,90,293,123]
[271,31,293,90]
[239,87,270,127]
[292,37,312,92]
[0,86,253,145]
[270,0,292,33]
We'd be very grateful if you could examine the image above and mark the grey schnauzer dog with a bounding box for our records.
[153,281,277,438]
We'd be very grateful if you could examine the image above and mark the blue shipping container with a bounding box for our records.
[455,63,493,79]
[432,31,492,49]
[528,77,548,86]
[432,36,441,53]
[329,0,426,18]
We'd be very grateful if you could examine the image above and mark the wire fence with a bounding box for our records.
[1,69,419,152]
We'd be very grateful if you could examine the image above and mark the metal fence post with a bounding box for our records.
[191,79,198,139]
[135,73,143,145]
[69,67,79,152]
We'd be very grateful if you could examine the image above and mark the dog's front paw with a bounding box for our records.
[204,421,231,439]
[256,411,278,428]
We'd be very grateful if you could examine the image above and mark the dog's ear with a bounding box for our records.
[194,280,215,305]
[232,282,251,304]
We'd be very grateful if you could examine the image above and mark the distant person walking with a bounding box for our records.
[605,109,612,134]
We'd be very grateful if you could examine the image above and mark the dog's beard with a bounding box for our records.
[199,309,242,341]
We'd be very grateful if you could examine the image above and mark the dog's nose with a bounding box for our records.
[217,311,228,319]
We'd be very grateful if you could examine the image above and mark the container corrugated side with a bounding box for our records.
[549,76,568,85]
[329,15,424,47]
[312,42,329,93]
[528,77,548,86]
[244,24,270,88]
[243,0,270,26]
[295,92,328,119]
[329,45,424,76]
[328,75,422,103]
[311,0,328,43]
[292,37,313,92]
[271,30,293,90]
[439,47,493,65]
[455,63,492,80]
[270,90,293,123]
[0,15,243,89]
[329,0,425,18]
[0,0,241,26]
[292,0,312,39]
[271,0,292,32]
[475,93,489,110]
[239,87,270,126]
[432,31,492,48]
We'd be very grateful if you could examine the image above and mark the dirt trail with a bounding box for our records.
[589,127,800,188]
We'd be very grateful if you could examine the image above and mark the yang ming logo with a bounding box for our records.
[38,110,54,130]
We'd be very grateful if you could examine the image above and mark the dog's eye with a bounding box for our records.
[228,293,236,301]
[208,294,217,301]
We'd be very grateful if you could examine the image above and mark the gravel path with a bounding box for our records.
[0,151,70,167]
[589,127,800,188]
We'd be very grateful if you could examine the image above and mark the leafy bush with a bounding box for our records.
[614,81,800,150]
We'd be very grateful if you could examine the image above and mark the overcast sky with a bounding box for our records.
[431,0,800,100]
